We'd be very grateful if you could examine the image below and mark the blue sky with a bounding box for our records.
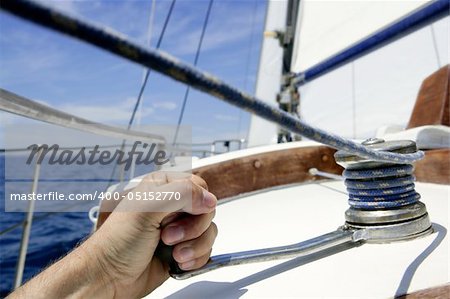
[0,0,267,145]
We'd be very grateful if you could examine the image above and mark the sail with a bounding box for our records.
[247,0,288,147]
[246,0,448,142]
[291,0,429,73]
[294,0,448,139]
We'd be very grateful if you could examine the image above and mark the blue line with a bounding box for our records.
[344,164,420,209]
[296,0,449,85]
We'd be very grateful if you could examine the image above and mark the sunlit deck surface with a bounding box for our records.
[148,180,448,298]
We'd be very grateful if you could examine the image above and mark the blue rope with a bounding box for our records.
[343,165,414,179]
[348,194,420,210]
[347,183,415,196]
[0,0,424,164]
[345,175,415,190]
[344,164,420,210]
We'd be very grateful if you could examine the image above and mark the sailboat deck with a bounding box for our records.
[148,180,449,298]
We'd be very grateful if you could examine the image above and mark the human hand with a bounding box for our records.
[86,172,218,298]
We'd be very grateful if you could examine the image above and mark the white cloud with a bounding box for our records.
[214,114,237,122]
[58,97,154,123]
[152,101,177,110]
[164,4,265,57]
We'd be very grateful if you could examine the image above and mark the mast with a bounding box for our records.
[282,0,300,74]
[275,0,301,143]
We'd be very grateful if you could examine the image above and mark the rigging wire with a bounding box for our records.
[109,0,176,184]
[0,202,92,236]
[172,0,214,146]
[1,144,125,152]
[0,221,24,236]
[351,62,356,139]
[130,0,156,179]
[129,0,176,129]
[236,0,259,140]
[135,0,157,130]
[430,24,442,68]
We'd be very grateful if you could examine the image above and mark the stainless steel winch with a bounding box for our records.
[334,138,433,243]
[167,139,434,279]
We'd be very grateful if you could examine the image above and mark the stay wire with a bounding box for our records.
[430,24,441,68]
[237,0,259,139]
[108,0,177,187]
[172,0,214,146]
[128,0,176,129]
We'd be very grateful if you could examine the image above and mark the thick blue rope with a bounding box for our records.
[0,0,424,164]
[344,164,420,210]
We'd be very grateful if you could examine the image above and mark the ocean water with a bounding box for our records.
[0,153,92,297]
[0,153,153,297]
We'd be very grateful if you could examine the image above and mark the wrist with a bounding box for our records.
[78,233,116,298]
[9,237,115,299]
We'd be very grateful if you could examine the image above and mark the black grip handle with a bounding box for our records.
[155,241,185,275]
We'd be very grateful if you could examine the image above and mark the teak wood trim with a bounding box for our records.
[192,146,342,200]
[96,145,343,228]
[397,283,449,299]
[414,148,450,184]
[97,145,449,229]
[407,65,449,128]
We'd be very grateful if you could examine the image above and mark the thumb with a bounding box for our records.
[149,180,217,225]
[114,178,217,225]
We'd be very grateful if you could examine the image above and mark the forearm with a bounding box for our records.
[7,173,218,298]
[8,238,114,299]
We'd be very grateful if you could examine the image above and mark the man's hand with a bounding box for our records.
[9,172,217,299]
[93,172,218,297]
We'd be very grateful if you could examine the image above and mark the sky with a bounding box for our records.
[2,0,447,150]
[0,0,267,146]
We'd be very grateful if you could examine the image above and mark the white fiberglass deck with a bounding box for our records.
[148,180,449,298]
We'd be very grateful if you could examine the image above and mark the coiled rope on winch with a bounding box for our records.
[344,164,420,210]
[0,0,424,164]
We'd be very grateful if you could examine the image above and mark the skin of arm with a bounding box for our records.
[8,172,218,299]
